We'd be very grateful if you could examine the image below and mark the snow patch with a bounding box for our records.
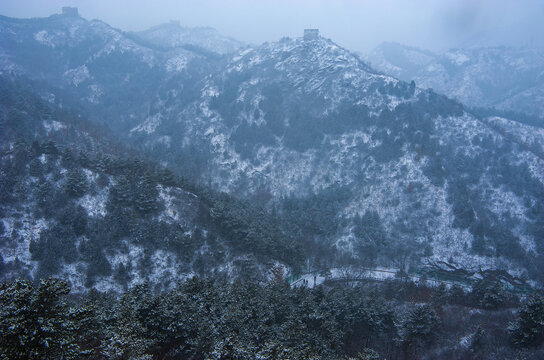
[166,55,188,72]
[78,191,107,218]
[64,65,91,86]
[445,51,470,66]
[86,84,103,104]
[60,263,87,293]
[34,30,55,47]
[158,187,180,222]
[130,113,161,134]
[42,120,66,133]
[157,136,171,147]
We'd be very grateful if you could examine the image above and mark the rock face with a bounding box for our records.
[363,42,544,118]
[1,12,543,287]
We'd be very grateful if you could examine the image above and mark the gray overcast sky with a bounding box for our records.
[1,0,542,53]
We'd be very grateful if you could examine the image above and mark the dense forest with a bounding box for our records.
[1,276,543,359]
[1,6,544,360]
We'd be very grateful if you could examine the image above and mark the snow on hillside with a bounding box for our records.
[1,14,543,288]
[364,43,544,117]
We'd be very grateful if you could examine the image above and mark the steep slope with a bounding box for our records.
[140,36,544,285]
[1,12,542,286]
[131,21,245,55]
[364,42,544,118]
[0,75,302,292]
[0,10,218,134]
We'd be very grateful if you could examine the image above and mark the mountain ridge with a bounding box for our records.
[0,12,543,288]
[363,42,544,119]
[131,20,245,55]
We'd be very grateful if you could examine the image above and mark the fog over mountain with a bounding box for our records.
[0,3,543,360]
[363,42,544,119]
[1,0,542,52]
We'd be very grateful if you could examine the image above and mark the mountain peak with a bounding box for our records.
[232,34,376,83]
[364,42,544,117]
[303,28,319,41]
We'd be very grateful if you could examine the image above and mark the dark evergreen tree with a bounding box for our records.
[13,137,28,174]
[158,167,177,187]
[470,325,486,353]
[77,150,90,168]
[62,148,77,169]
[30,140,42,158]
[0,279,87,360]
[400,305,441,359]
[114,262,132,288]
[471,280,506,310]
[448,284,467,305]
[35,179,55,218]
[353,211,387,266]
[109,175,132,207]
[102,282,163,359]
[65,168,88,198]
[28,157,43,177]
[509,294,544,348]
[66,205,88,236]
[135,172,159,214]
[431,283,448,307]
[42,140,59,156]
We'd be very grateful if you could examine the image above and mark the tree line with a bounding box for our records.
[1,276,543,360]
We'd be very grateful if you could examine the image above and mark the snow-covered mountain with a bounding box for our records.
[363,42,544,119]
[0,75,300,292]
[131,21,245,55]
[1,11,543,288]
[136,36,544,285]
[0,9,221,135]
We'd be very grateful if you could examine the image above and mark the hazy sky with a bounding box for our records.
[1,0,542,53]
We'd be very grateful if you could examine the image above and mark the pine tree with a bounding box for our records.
[472,280,506,309]
[13,137,28,174]
[470,325,486,352]
[400,305,441,358]
[431,283,448,307]
[103,282,165,359]
[110,175,132,206]
[509,294,544,347]
[77,150,90,168]
[135,172,158,214]
[158,167,177,187]
[42,140,59,156]
[65,168,88,198]
[30,140,42,158]
[28,157,43,177]
[36,180,55,217]
[62,148,76,168]
[72,205,88,236]
[0,279,85,359]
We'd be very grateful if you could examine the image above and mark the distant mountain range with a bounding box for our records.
[129,20,245,55]
[1,9,543,291]
[363,42,544,119]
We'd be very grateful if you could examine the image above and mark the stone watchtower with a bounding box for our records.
[62,7,79,17]
[303,29,319,41]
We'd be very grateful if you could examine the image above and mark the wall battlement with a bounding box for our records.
[62,7,79,17]
[304,29,319,41]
